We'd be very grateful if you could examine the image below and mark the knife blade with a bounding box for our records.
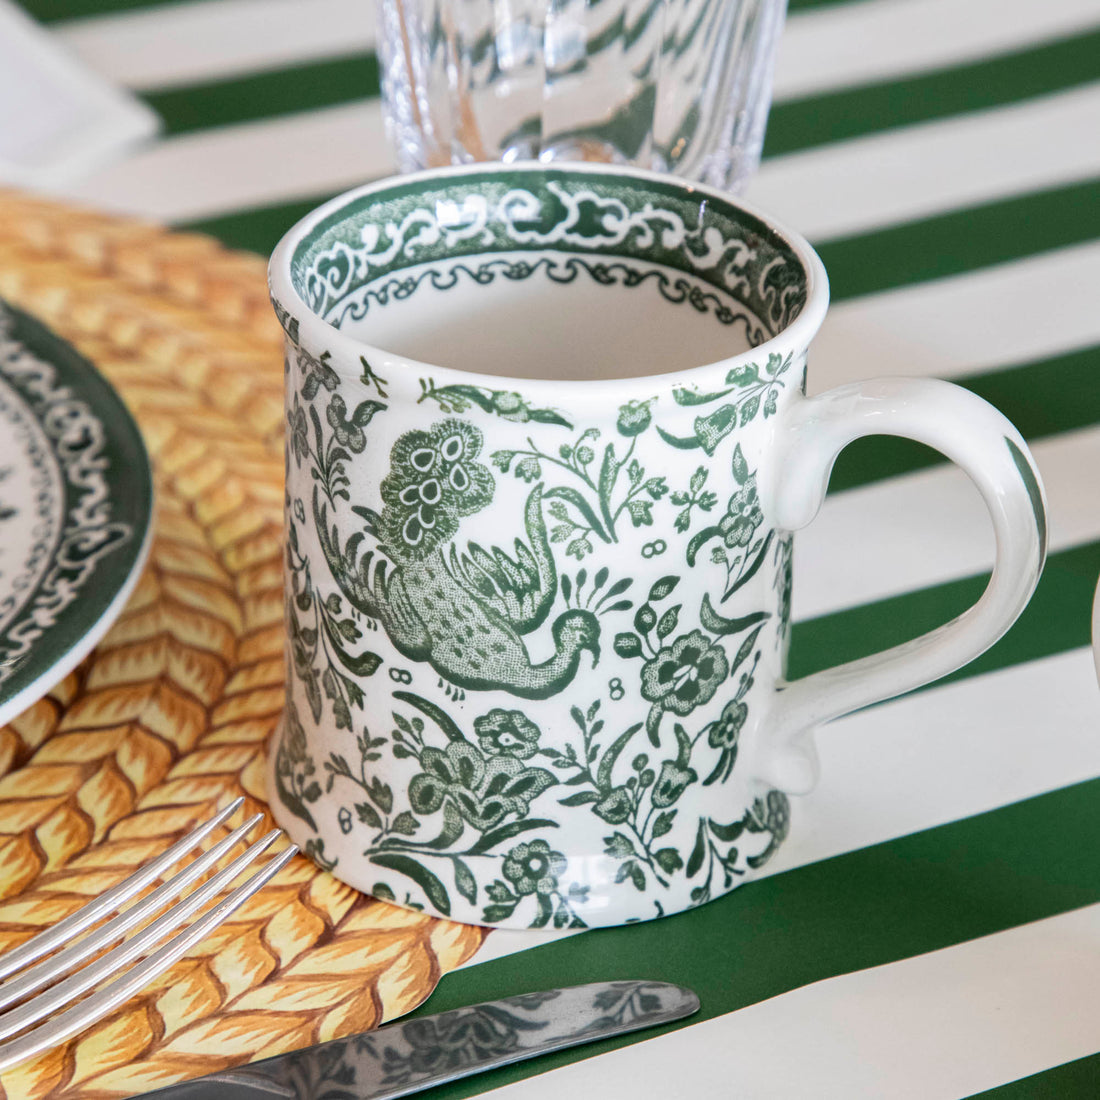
[139,980,698,1099]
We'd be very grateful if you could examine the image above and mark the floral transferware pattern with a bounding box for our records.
[272,172,811,928]
[278,349,797,924]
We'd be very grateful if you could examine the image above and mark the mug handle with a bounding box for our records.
[756,376,1047,794]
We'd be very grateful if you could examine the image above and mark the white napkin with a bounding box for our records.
[0,0,158,189]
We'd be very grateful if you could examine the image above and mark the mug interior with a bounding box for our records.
[287,168,810,381]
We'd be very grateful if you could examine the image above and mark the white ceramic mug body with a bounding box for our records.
[268,164,1046,929]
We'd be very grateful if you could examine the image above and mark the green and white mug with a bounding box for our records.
[267,164,1046,929]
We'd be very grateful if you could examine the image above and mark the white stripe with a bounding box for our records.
[478,900,1100,1099]
[809,241,1100,389]
[747,81,1100,241]
[50,100,395,223]
[774,0,1100,101]
[768,648,1100,876]
[54,0,1100,100]
[796,423,1100,620]
[54,0,377,91]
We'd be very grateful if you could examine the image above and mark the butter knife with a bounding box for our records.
[141,980,697,1099]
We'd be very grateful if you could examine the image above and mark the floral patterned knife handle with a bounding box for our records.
[755,376,1047,793]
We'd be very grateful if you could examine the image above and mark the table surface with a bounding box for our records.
[12,0,1100,1096]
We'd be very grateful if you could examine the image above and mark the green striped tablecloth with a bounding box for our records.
[22,0,1100,1095]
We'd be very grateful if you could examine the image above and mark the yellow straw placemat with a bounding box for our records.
[0,192,487,1100]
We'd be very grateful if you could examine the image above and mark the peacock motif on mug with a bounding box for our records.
[314,417,601,699]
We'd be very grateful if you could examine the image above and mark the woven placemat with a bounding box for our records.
[0,192,487,1100]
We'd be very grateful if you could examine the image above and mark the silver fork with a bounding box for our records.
[0,797,298,1073]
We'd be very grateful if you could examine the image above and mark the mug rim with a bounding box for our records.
[267,161,830,399]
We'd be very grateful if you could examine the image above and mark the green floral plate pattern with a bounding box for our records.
[0,301,153,728]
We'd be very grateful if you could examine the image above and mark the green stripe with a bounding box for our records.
[19,0,183,20]
[821,179,1100,302]
[970,1056,1100,1098]
[23,0,852,22]
[766,31,1100,157]
[828,344,1100,493]
[789,539,1099,685]
[410,775,1100,1098]
[21,0,849,23]
[186,195,344,255]
[959,345,1100,442]
[141,54,381,135]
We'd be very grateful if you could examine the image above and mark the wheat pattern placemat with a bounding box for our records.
[0,192,487,1100]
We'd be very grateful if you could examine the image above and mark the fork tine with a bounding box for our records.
[0,811,265,1015]
[0,829,284,1045]
[0,842,298,1074]
[0,797,245,984]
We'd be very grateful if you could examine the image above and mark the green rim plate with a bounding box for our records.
[0,299,154,728]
